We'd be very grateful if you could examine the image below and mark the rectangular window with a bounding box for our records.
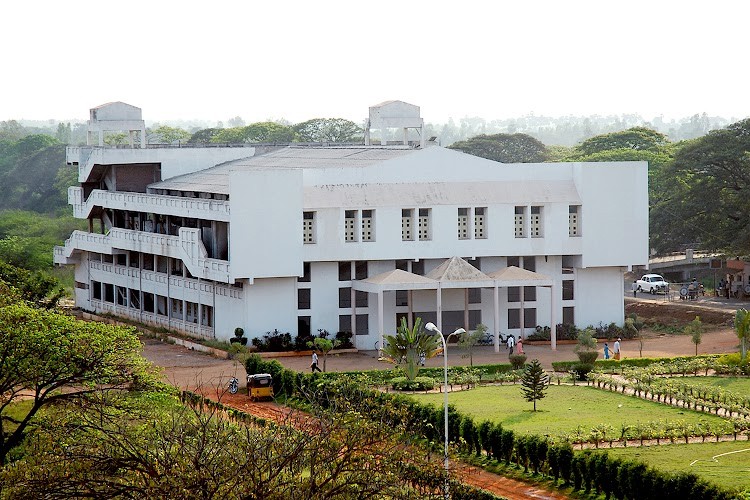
[129,289,140,310]
[396,290,408,306]
[337,314,370,335]
[170,298,183,320]
[91,281,102,300]
[156,255,168,273]
[523,256,536,272]
[457,207,469,239]
[418,208,431,240]
[562,306,575,325]
[468,288,481,304]
[104,283,114,303]
[508,309,519,329]
[298,288,311,310]
[142,254,154,271]
[507,256,520,268]
[402,209,414,241]
[524,286,537,301]
[339,287,351,308]
[514,206,525,238]
[156,295,168,316]
[345,210,357,242]
[201,305,213,327]
[129,251,140,268]
[562,280,575,300]
[338,261,351,281]
[474,207,486,239]
[298,316,311,337]
[356,314,369,335]
[298,262,311,282]
[530,205,542,237]
[395,259,409,271]
[115,253,127,266]
[562,255,576,274]
[355,261,368,280]
[412,260,425,275]
[569,205,581,237]
[508,286,520,302]
[170,258,183,277]
[116,286,127,306]
[525,308,537,328]
[355,290,368,308]
[361,209,374,242]
[303,211,315,244]
[143,292,155,313]
[186,301,199,323]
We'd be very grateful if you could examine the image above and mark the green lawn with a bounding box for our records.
[410,384,727,438]
[604,440,750,492]
[680,376,750,393]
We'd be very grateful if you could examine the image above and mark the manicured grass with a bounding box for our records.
[409,384,727,438]
[604,440,750,491]
[681,376,750,393]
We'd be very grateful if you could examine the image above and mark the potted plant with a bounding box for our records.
[230,327,247,345]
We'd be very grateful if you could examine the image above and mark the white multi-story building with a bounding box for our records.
[55,101,649,351]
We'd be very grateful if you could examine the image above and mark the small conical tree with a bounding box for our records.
[521,359,550,411]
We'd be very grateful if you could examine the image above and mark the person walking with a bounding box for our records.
[310,351,322,372]
[603,342,610,360]
[506,334,515,355]
[516,337,524,355]
[613,338,621,360]
[631,280,638,298]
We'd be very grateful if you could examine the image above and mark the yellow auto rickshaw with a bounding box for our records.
[247,373,274,401]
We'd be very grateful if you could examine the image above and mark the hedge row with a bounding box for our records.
[302,376,734,499]
[551,354,721,374]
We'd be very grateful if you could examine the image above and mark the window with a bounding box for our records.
[396,290,408,306]
[508,287,520,302]
[156,295,168,316]
[402,209,414,241]
[361,210,374,242]
[355,290,368,308]
[508,286,536,302]
[170,258,183,277]
[569,205,581,237]
[507,256,520,268]
[116,253,127,266]
[355,261,368,280]
[303,211,315,244]
[339,314,369,335]
[395,259,409,271]
[345,210,357,242]
[170,298,183,320]
[116,286,127,306]
[418,208,431,240]
[298,316,311,337]
[474,207,486,239]
[298,288,311,309]
[524,286,537,301]
[514,206,525,238]
[142,254,154,271]
[186,301,199,323]
[129,251,140,268]
[530,206,542,237]
[201,305,213,327]
[143,292,155,313]
[129,289,141,310]
[523,256,536,272]
[562,255,576,274]
[563,306,575,325]
[468,288,481,304]
[339,287,351,308]
[457,208,469,239]
[299,262,311,282]
[338,261,351,281]
[508,308,536,329]
[104,283,114,303]
[91,281,102,300]
[562,280,574,300]
[412,260,425,275]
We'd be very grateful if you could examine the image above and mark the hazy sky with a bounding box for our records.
[3,1,748,125]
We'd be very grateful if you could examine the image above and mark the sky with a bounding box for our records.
[3,0,749,126]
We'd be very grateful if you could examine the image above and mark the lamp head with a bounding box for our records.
[425,322,438,332]
[454,328,466,335]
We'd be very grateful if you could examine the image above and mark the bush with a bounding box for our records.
[556,323,579,341]
[335,330,354,349]
[390,376,435,391]
[509,354,527,369]
[571,362,595,381]
[577,351,599,364]
[528,325,551,341]
[251,329,294,351]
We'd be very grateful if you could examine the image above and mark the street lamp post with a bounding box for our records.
[424,322,465,499]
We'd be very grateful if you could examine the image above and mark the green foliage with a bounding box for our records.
[458,323,486,366]
[0,301,151,464]
[685,315,704,355]
[381,317,441,381]
[574,127,670,156]
[293,118,362,143]
[244,121,295,142]
[508,354,527,369]
[0,260,62,308]
[390,376,435,391]
[148,125,190,145]
[449,133,548,163]
[520,359,549,411]
[187,127,221,144]
[735,309,750,361]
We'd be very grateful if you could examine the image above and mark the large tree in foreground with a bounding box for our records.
[0,298,152,465]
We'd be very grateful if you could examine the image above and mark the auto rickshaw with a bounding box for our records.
[247,373,274,401]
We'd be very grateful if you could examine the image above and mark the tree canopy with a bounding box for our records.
[448,133,548,163]
[0,300,152,464]
[573,127,669,157]
[293,118,362,143]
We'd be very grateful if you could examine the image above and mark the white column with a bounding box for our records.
[436,283,443,333]
[378,290,384,354]
[493,285,500,353]
[520,285,525,340]
[550,283,557,351]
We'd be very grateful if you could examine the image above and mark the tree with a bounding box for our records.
[244,121,295,143]
[520,359,549,411]
[0,301,152,465]
[685,315,703,355]
[307,336,340,372]
[187,128,221,144]
[574,127,669,157]
[652,119,750,253]
[149,125,190,145]
[448,133,548,163]
[458,323,487,366]
[293,118,362,143]
[381,317,441,381]
[735,308,750,361]
[624,314,645,357]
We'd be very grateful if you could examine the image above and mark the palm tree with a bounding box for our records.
[381,317,441,381]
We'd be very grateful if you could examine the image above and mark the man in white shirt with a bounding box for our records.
[311,351,322,372]
[506,335,515,355]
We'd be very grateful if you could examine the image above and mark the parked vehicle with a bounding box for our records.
[228,377,239,394]
[247,373,274,401]
[636,274,669,294]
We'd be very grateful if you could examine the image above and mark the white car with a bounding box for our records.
[636,274,669,294]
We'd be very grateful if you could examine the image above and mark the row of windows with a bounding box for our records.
[297,315,371,337]
[302,205,581,244]
[90,280,214,326]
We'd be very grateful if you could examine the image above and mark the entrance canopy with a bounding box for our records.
[352,257,557,352]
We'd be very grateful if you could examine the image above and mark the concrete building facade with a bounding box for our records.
[55,102,649,350]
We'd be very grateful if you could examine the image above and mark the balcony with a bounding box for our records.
[68,186,230,221]
[54,227,231,283]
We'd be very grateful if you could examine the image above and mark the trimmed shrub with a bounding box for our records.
[509,354,527,369]
[390,376,436,391]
